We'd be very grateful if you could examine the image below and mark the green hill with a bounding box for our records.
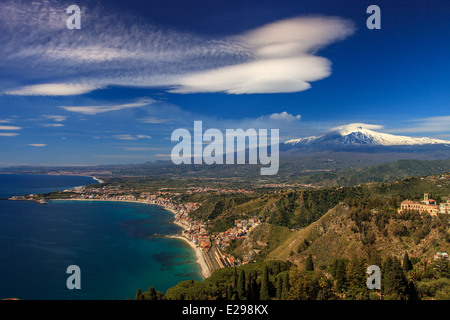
[138,173,450,301]
[267,204,450,269]
[299,159,450,187]
[187,172,450,233]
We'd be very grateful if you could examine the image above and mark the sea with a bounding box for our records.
[0,174,203,300]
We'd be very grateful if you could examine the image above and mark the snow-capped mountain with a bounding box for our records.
[285,124,450,147]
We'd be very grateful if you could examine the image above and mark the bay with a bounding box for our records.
[0,174,202,300]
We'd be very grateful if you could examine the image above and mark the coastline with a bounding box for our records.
[168,222,212,279]
[90,176,105,184]
[49,198,211,279]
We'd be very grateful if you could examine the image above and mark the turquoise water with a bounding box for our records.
[0,174,202,300]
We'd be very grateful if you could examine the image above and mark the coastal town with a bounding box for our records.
[8,182,261,278]
[8,181,450,279]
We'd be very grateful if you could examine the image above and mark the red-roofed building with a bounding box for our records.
[398,193,440,215]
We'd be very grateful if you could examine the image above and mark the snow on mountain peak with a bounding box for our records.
[285,123,450,146]
[331,123,384,136]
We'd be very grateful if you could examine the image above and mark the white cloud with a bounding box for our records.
[44,115,67,122]
[46,46,138,63]
[385,116,450,134]
[3,83,104,96]
[0,125,21,130]
[121,147,162,151]
[330,123,384,135]
[269,112,301,122]
[28,144,47,147]
[171,56,330,94]
[0,1,354,95]
[171,17,354,94]
[140,117,172,124]
[42,123,64,127]
[114,135,137,140]
[0,133,19,136]
[154,154,172,158]
[94,154,148,159]
[114,134,151,140]
[60,98,154,115]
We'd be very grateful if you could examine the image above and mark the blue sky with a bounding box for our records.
[0,0,449,166]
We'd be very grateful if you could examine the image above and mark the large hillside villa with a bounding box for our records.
[399,193,450,215]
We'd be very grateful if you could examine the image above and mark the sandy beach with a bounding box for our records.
[90,176,105,184]
[169,221,212,279]
[50,198,211,279]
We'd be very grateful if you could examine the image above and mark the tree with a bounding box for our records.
[383,256,409,300]
[408,280,420,300]
[226,284,233,300]
[260,266,270,300]
[247,271,259,300]
[135,288,142,300]
[276,275,283,299]
[346,256,366,290]
[288,267,326,300]
[237,269,246,300]
[331,258,347,292]
[281,272,290,300]
[432,259,450,279]
[233,267,238,288]
[403,253,413,273]
[305,254,314,271]
[147,286,157,300]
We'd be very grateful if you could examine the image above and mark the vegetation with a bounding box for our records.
[137,254,450,300]
[11,163,450,301]
[136,173,450,301]
[300,159,450,187]
[188,173,450,235]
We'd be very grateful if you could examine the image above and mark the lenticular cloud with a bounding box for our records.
[0,0,354,95]
[171,17,355,94]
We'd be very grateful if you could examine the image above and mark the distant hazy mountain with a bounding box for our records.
[284,124,450,147]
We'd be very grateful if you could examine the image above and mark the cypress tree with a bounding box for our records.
[233,267,238,288]
[402,253,413,273]
[305,254,314,271]
[281,272,289,300]
[346,256,366,289]
[276,275,282,299]
[135,288,142,300]
[335,259,347,292]
[237,269,246,300]
[147,286,157,300]
[247,271,259,300]
[274,262,281,275]
[383,257,409,300]
[260,266,270,300]
[226,284,233,300]
[408,280,420,300]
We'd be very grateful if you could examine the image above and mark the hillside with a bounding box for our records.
[215,174,450,264]
[226,223,294,262]
[188,187,350,232]
[298,159,450,187]
[185,173,450,234]
[138,173,450,301]
[267,204,450,269]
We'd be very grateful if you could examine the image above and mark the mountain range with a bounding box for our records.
[284,124,450,148]
[1,123,449,184]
